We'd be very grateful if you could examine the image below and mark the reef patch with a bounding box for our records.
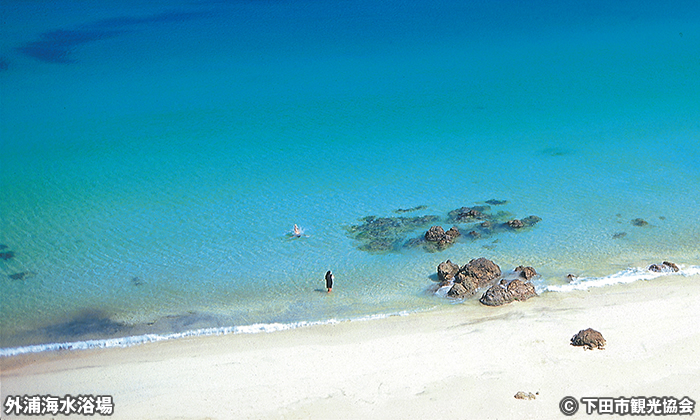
[348,201,542,253]
[345,214,440,253]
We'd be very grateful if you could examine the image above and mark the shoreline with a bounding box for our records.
[2,272,700,419]
[2,264,698,358]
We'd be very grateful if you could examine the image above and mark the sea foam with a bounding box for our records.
[0,311,411,358]
[540,264,700,293]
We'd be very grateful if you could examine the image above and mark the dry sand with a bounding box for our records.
[2,274,699,419]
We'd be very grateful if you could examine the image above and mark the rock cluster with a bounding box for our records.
[648,261,679,273]
[347,201,542,254]
[571,328,606,350]
[435,259,538,306]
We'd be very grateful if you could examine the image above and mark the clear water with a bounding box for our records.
[1,0,699,352]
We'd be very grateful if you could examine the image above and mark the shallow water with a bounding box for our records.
[1,0,700,352]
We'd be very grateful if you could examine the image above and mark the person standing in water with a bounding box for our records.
[325,270,334,293]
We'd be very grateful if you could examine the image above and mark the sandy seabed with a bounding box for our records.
[2,274,699,419]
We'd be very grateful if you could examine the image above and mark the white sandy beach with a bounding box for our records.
[2,273,699,419]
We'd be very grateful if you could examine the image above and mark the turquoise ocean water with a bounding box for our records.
[1,0,699,354]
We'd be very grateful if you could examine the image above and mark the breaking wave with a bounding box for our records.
[0,311,411,358]
[540,264,700,293]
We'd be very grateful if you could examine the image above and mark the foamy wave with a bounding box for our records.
[541,264,700,293]
[0,311,412,358]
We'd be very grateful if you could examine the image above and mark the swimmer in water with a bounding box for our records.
[293,224,302,237]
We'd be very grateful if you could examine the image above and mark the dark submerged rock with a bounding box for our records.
[446,226,460,239]
[0,251,15,260]
[612,232,627,239]
[521,215,542,227]
[347,214,440,253]
[403,237,425,249]
[424,225,460,251]
[502,215,541,231]
[425,226,446,242]
[507,219,524,229]
[359,238,395,253]
[571,328,606,350]
[448,206,489,222]
[631,218,649,227]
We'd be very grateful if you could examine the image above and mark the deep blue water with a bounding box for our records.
[1,0,700,353]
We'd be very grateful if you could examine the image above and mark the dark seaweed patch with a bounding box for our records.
[394,205,428,214]
[9,271,34,280]
[42,310,128,340]
[18,29,125,63]
[143,312,223,333]
[0,57,9,71]
[612,232,627,239]
[485,199,508,205]
[0,251,15,260]
[17,10,210,63]
[540,147,572,157]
